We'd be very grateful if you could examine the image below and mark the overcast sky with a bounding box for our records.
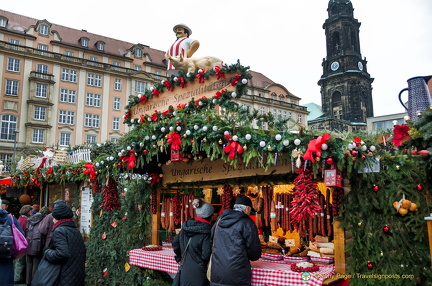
[2,0,431,117]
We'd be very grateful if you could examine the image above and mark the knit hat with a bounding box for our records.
[235,196,253,208]
[52,202,73,220]
[1,199,10,205]
[39,206,51,215]
[19,204,33,215]
[192,198,214,219]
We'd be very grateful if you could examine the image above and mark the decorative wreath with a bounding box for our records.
[290,262,320,272]
[141,245,163,251]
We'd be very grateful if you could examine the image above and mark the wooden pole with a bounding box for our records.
[333,220,346,274]
[151,190,161,245]
[425,214,432,265]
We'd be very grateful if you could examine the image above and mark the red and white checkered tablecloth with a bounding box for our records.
[129,248,335,286]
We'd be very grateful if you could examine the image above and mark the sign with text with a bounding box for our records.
[80,183,93,234]
[130,74,237,120]
[162,158,292,185]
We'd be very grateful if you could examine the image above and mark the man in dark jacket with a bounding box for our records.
[209,196,261,286]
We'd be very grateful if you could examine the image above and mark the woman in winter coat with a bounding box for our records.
[25,207,50,285]
[32,202,86,286]
[0,198,25,286]
[172,198,214,286]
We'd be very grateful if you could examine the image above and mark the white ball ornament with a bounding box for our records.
[109,156,114,161]
[176,126,182,132]
[185,130,191,136]
[203,126,208,132]
[259,141,266,148]
[96,162,100,167]
[275,134,282,141]
[212,126,218,131]
[198,69,203,73]
[224,131,230,135]
[100,161,104,165]
[241,78,248,85]
[174,77,178,81]
[194,125,199,130]
[169,127,174,132]
[198,101,203,106]
[361,145,367,151]
[294,139,301,146]
[127,146,131,151]
[370,145,376,152]
[151,135,157,140]
[321,143,328,150]
[213,99,217,104]
[245,134,252,140]
[231,92,237,98]
[161,127,166,132]
[232,135,238,141]
[173,111,177,116]
[118,152,122,157]
[139,142,144,147]
[283,140,290,146]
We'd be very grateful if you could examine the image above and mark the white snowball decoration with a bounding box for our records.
[140,142,144,147]
[259,141,266,148]
[100,161,104,165]
[96,162,100,167]
[151,135,157,140]
[212,126,218,131]
[118,152,122,157]
[231,92,237,98]
[370,145,376,152]
[185,130,191,136]
[283,140,290,146]
[145,136,150,140]
[347,143,354,150]
[109,156,114,161]
[224,131,230,135]
[169,126,174,132]
[321,143,328,150]
[203,126,208,132]
[245,134,252,140]
[361,145,367,151]
[275,134,282,141]
[198,69,203,73]
[232,135,238,141]
[194,125,199,130]
[241,78,248,84]
[294,139,301,146]
[176,126,182,132]
[198,101,203,106]
[161,127,166,132]
[127,146,131,150]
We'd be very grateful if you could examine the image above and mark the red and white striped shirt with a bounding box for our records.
[167,37,195,70]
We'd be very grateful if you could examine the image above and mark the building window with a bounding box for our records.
[114,78,121,91]
[58,110,75,125]
[0,18,7,27]
[155,70,162,75]
[39,24,49,35]
[271,93,277,100]
[112,61,120,67]
[32,129,45,143]
[260,106,265,115]
[0,114,17,140]
[0,154,12,172]
[272,108,277,117]
[59,132,71,146]
[135,48,142,58]
[34,106,46,121]
[87,73,102,87]
[81,38,89,47]
[36,64,49,74]
[134,65,142,71]
[64,51,74,61]
[7,58,20,72]
[37,44,48,55]
[86,135,97,144]
[96,42,104,51]
[9,39,20,50]
[113,97,121,110]
[85,114,100,128]
[258,93,264,98]
[283,111,287,119]
[61,68,77,82]
[35,83,48,98]
[113,117,120,130]
[298,114,302,123]
[135,81,147,93]
[110,137,119,143]
[60,89,76,104]
[5,80,19,96]
[86,93,101,107]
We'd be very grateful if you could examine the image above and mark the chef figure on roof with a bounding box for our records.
[166,23,200,71]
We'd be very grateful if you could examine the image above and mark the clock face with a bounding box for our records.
[330,61,339,71]
[358,61,364,71]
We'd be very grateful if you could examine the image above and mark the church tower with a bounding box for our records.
[318,0,374,129]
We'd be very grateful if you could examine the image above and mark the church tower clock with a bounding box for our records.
[318,0,374,127]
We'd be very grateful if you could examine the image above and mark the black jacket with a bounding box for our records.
[209,209,261,286]
[43,220,86,286]
[172,218,212,286]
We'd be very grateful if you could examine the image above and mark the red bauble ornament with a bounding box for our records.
[367,261,374,269]
[326,158,334,165]
[383,225,390,233]
[373,185,379,192]
[351,150,357,157]
[416,184,423,191]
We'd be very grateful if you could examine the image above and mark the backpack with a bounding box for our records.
[0,218,13,259]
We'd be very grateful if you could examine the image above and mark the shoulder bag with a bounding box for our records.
[9,214,28,259]
[172,237,192,286]
[206,218,220,282]
[32,256,62,286]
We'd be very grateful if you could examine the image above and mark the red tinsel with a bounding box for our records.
[303,133,331,163]
[167,132,182,151]
[83,163,97,181]
[392,124,411,147]
[223,134,244,160]
[214,66,225,80]
[100,177,121,211]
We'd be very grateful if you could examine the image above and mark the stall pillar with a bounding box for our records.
[425,214,432,265]
[151,191,161,245]
[333,221,346,274]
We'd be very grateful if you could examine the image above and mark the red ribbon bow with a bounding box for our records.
[392,124,410,147]
[303,133,331,163]
[139,94,147,104]
[163,80,174,91]
[83,163,97,181]
[231,74,242,86]
[214,66,225,80]
[151,88,160,97]
[215,89,227,99]
[121,152,136,170]
[167,132,182,151]
[223,134,244,160]
[177,77,187,88]
[195,69,206,83]
[124,111,131,120]
[149,173,161,186]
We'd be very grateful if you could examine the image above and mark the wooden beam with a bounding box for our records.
[151,190,161,245]
[333,220,346,274]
